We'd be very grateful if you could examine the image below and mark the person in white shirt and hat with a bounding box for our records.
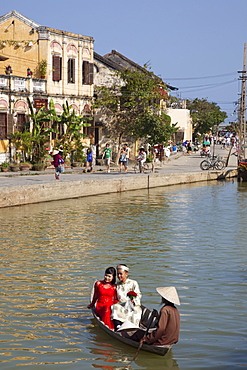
[127,286,180,346]
[111,264,142,330]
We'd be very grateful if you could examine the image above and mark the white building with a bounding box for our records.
[166,104,193,143]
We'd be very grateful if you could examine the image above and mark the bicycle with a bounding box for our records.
[200,150,211,158]
[200,156,226,171]
[133,162,151,173]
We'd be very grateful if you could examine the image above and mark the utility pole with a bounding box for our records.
[238,43,247,160]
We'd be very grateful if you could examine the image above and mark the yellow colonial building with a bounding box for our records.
[0,10,94,162]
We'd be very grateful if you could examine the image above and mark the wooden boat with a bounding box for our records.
[237,160,247,182]
[91,307,171,356]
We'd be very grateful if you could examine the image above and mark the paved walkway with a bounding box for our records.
[0,145,238,189]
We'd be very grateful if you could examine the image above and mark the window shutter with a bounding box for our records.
[68,58,75,83]
[68,59,71,83]
[89,63,94,85]
[7,114,13,136]
[82,60,89,84]
[17,114,25,132]
[0,113,7,139]
[72,58,75,83]
[53,55,62,81]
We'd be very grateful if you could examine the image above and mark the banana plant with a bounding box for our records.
[54,101,92,161]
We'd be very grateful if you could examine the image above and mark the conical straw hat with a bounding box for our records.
[156,286,180,305]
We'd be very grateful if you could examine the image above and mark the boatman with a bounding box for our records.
[129,286,180,346]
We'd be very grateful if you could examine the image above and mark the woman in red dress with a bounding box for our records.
[88,267,118,330]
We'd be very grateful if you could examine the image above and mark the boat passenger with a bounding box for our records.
[88,267,118,330]
[129,286,180,346]
[111,264,142,330]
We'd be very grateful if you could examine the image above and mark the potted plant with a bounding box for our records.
[32,163,46,171]
[0,162,9,172]
[10,163,20,172]
[19,162,32,171]
[5,65,13,75]
[39,59,47,79]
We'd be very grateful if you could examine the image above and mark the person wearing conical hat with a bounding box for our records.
[128,286,180,346]
[51,149,64,180]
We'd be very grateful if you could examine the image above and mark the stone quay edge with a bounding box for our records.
[0,169,237,208]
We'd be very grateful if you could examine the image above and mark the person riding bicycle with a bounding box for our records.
[137,148,147,173]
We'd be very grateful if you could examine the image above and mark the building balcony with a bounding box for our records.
[0,74,47,94]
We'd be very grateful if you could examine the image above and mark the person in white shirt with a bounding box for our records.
[111,264,142,330]
[137,148,146,173]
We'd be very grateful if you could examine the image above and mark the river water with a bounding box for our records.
[0,180,246,370]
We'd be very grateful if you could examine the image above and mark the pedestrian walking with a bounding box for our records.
[83,148,94,173]
[119,147,126,172]
[51,149,64,180]
[102,143,112,173]
[186,141,192,155]
[137,148,146,173]
[123,143,130,172]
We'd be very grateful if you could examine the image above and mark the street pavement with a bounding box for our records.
[0,145,238,189]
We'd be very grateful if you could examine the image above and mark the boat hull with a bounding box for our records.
[92,309,171,356]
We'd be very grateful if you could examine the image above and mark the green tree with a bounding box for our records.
[54,101,92,162]
[9,131,32,162]
[136,112,177,170]
[136,112,176,147]
[94,67,172,160]
[186,98,227,138]
[27,98,59,163]
[9,99,58,164]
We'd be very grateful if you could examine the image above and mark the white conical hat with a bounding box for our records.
[156,287,180,305]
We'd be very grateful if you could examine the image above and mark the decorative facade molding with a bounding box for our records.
[82,47,90,59]
[50,41,62,51]
[54,103,63,112]
[0,10,40,28]
[37,27,50,40]
[67,44,78,55]
[0,98,8,108]
[15,100,28,111]
[71,104,79,112]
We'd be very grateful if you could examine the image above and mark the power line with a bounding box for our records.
[177,79,237,94]
[177,79,237,90]
[164,72,237,81]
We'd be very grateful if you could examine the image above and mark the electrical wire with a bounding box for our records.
[177,79,237,94]
[164,72,237,81]
[176,79,237,90]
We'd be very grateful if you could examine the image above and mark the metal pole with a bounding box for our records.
[238,43,247,160]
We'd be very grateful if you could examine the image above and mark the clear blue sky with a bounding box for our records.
[2,0,247,124]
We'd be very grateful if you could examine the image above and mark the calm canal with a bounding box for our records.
[0,180,246,370]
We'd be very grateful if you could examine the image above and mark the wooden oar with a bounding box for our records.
[127,310,156,365]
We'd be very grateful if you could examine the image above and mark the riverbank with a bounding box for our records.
[0,147,238,208]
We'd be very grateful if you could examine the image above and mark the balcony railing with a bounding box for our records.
[0,74,47,94]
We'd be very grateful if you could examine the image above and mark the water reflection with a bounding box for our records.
[89,322,180,370]
[0,180,246,369]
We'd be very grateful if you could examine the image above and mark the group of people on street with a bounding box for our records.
[88,264,180,346]
[51,142,150,177]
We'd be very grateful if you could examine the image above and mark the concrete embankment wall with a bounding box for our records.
[0,169,237,208]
